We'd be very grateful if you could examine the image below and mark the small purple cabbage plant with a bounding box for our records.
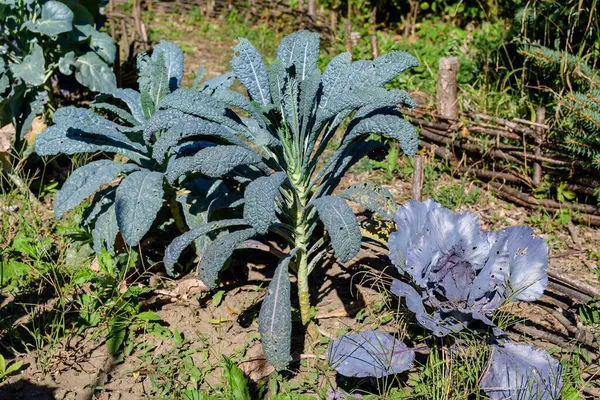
[389,199,548,336]
[327,199,563,400]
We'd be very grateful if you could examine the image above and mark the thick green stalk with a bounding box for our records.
[293,181,312,325]
[169,198,188,234]
[296,248,311,325]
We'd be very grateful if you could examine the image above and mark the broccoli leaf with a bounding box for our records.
[10,44,45,86]
[115,170,164,246]
[23,1,73,36]
[58,51,76,75]
[74,52,117,92]
[258,249,296,371]
[89,31,117,64]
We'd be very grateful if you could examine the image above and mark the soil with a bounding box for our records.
[2,170,599,399]
[2,12,600,400]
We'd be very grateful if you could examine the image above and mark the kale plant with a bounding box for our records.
[34,41,235,253]
[0,0,116,144]
[327,200,562,400]
[159,30,418,369]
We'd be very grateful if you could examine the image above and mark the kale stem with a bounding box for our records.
[293,181,312,325]
[296,249,311,325]
[169,198,188,234]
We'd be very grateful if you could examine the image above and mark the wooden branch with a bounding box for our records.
[487,181,600,217]
[511,322,597,360]
[547,268,600,299]
[412,155,424,201]
[547,281,593,304]
[533,108,544,186]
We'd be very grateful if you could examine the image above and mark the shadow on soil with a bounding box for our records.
[0,379,57,400]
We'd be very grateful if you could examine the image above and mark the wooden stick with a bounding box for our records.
[532,108,544,187]
[511,322,598,360]
[412,155,424,201]
[547,268,600,299]
[370,33,378,59]
[436,57,459,120]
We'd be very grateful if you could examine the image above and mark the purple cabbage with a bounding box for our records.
[388,199,548,336]
[326,330,415,378]
[481,341,563,400]
[325,387,363,399]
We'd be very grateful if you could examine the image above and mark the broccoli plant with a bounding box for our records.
[0,0,116,145]
[34,41,237,254]
[158,30,419,369]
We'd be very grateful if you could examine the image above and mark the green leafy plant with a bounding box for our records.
[159,30,418,370]
[34,41,239,253]
[0,354,23,382]
[0,0,117,145]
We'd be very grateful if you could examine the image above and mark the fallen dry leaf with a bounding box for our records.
[174,278,208,297]
[90,256,100,273]
[238,357,274,382]
[0,124,16,170]
[0,124,15,152]
[24,116,46,147]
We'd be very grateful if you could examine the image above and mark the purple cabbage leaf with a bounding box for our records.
[326,330,415,378]
[480,341,563,400]
[325,386,363,399]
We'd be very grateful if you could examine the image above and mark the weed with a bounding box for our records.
[0,354,23,382]
[432,179,480,209]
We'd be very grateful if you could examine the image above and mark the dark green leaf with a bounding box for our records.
[243,172,287,234]
[258,249,296,371]
[338,182,396,220]
[92,203,118,254]
[198,228,256,289]
[165,145,263,183]
[54,159,138,218]
[231,38,270,106]
[163,219,250,277]
[276,30,320,81]
[115,170,164,246]
[313,196,361,262]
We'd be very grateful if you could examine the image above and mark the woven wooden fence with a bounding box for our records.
[103,1,599,225]
[411,56,600,226]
